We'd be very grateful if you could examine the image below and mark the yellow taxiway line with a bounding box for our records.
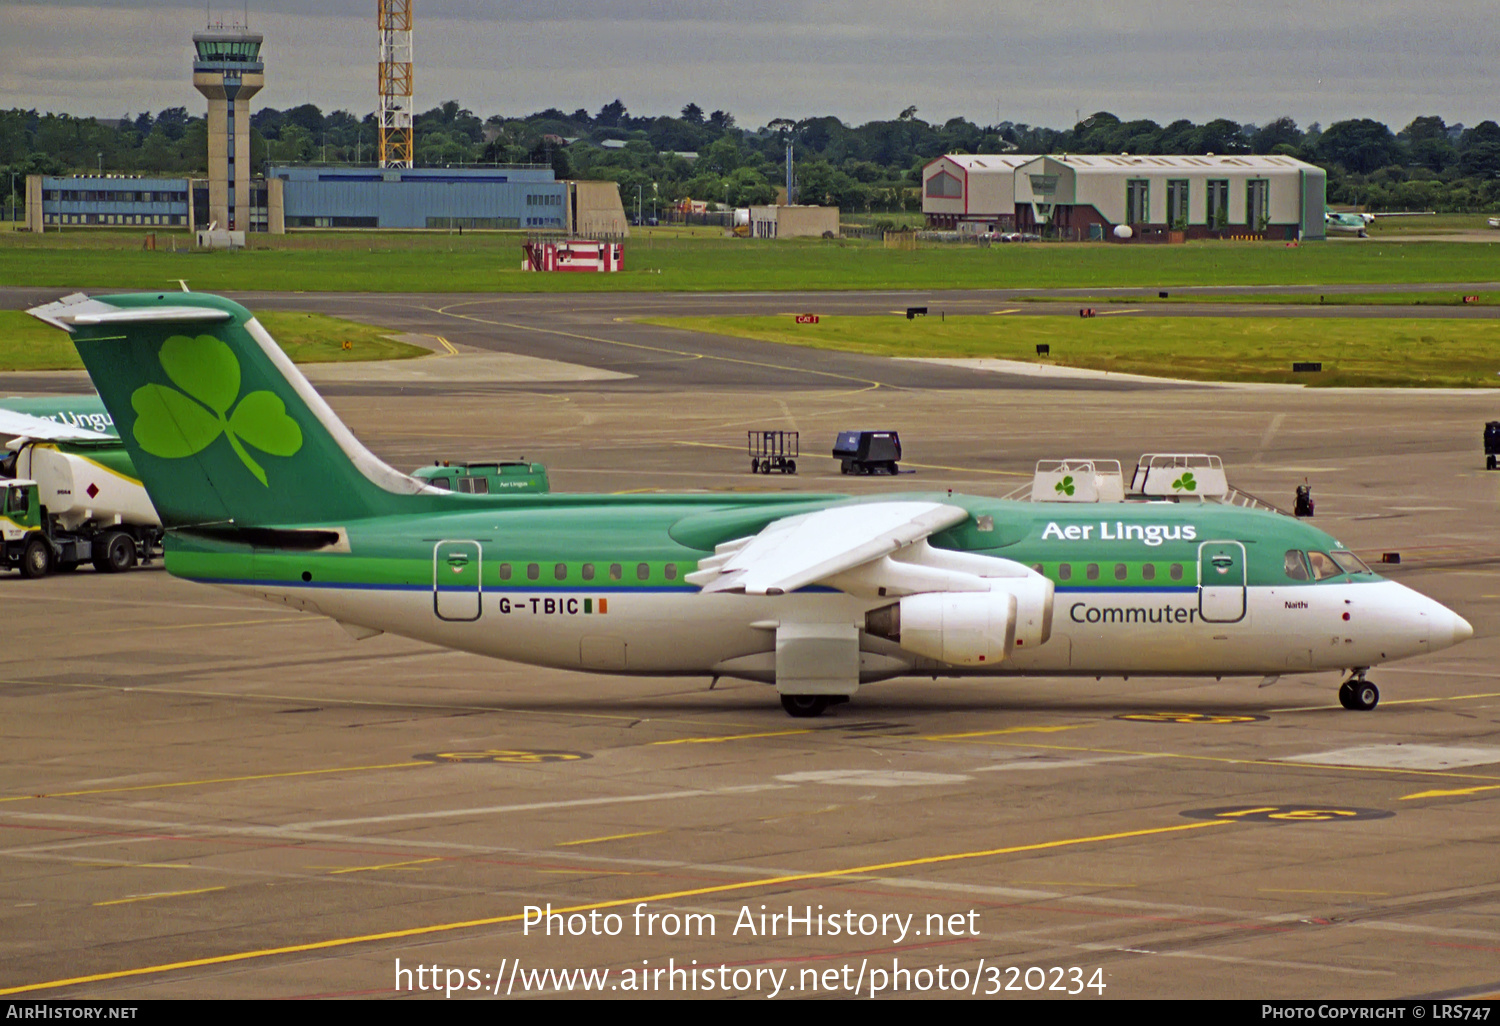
[94,887,227,907]
[0,819,1229,995]
[0,762,429,804]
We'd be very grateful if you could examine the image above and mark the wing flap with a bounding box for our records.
[696,501,970,595]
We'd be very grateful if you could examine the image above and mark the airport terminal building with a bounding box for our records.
[924,153,1327,241]
[26,166,628,236]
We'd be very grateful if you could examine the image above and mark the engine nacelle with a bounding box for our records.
[995,573,1054,651]
[865,576,1054,667]
[867,590,1015,666]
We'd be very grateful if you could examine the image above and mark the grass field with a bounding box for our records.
[1,228,1498,293]
[1362,213,1500,237]
[641,313,1500,388]
[1030,291,1500,307]
[0,310,428,371]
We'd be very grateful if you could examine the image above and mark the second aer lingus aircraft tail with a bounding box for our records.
[30,291,431,528]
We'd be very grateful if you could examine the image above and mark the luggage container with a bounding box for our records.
[832,431,901,475]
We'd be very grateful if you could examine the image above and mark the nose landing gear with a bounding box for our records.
[1338,670,1379,711]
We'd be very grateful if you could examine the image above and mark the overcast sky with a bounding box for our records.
[1,1,1495,131]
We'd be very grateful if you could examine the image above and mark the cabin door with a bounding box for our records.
[1197,541,1246,624]
[434,540,482,621]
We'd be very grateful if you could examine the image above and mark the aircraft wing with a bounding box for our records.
[0,408,115,442]
[687,501,970,595]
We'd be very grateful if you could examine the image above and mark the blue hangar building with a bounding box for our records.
[272,165,568,230]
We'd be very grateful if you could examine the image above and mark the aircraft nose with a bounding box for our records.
[1451,611,1474,646]
[1427,600,1473,651]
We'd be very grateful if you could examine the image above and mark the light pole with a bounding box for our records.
[97,153,102,177]
[8,171,14,225]
[636,183,642,226]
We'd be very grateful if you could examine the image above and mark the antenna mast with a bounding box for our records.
[378,0,413,168]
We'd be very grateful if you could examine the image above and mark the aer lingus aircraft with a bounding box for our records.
[29,292,1473,716]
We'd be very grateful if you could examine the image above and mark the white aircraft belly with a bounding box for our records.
[232,584,873,674]
[228,578,1434,681]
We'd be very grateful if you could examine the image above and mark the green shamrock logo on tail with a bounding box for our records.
[131,334,303,486]
[1172,471,1197,492]
[1054,475,1075,497]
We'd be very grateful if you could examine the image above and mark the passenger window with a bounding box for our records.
[527,563,539,581]
[1283,550,1310,581]
[1169,563,1184,581]
[664,563,678,581]
[581,563,595,581]
[554,563,567,581]
[498,563,512,581]
[1086,563,1100,581]
[636,562,650,581]
[1058,563,1072,581]
[609,563,622,581]
[1114,563,1128,581]
[1307,551,1341,581]
[1142,563,1156,581]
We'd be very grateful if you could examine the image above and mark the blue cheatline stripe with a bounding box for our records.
[186,577,702,594]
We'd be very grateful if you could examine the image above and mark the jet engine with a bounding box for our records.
[865,575,1054,666]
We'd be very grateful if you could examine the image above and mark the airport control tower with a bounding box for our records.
[192,27,264,232]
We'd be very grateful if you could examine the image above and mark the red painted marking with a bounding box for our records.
[86,483,99,499]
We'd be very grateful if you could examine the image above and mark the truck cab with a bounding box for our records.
[1,480,53,577]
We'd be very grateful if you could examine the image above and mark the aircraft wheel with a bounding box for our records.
[95,531,137,573]
[780,694,832,718]
[1339,679,1379,711]
[20,537,53,579]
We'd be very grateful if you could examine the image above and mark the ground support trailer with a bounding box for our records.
[748,431,798,475]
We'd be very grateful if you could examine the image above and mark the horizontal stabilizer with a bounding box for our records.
[29,293,231,332]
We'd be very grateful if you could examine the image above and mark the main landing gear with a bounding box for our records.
[778,694,850,718]
[1338,670,1379,711]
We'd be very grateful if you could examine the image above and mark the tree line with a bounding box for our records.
[2,102,1498,215]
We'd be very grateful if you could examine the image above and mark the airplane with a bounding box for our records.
[25,291,1473,717]
[1325,208,1373,237]
[0,394,120,478]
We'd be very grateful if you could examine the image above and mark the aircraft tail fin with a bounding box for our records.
[28,292,430,528]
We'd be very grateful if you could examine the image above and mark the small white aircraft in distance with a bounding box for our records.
[27,291,1474,717]
[1325,208,1374,237]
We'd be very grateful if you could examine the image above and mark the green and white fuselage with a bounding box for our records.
[162,496,1463,680]
[30,291,1472,715]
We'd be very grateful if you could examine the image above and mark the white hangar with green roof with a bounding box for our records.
[924,153,1326,241]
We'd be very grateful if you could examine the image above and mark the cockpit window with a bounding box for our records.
[1329,551,1372,576]
[1283,550,1310,581]
[1307,551,1342,581]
